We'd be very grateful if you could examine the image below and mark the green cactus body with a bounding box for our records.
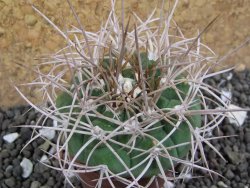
[56,53,201,178]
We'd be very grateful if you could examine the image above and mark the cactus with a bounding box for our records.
[15,0,247,187]
[56,52,202,178]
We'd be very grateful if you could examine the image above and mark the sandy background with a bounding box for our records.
[0,0,249,108]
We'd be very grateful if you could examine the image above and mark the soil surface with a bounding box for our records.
[0,0,249,108]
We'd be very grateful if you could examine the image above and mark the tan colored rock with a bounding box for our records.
[235,63,246,72]
[25,14,37,26]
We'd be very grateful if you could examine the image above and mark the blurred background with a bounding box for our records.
[0,0,249,108]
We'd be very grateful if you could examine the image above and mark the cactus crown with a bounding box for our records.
[16,0,236,187]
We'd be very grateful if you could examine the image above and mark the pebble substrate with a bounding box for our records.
[0,70,250,188]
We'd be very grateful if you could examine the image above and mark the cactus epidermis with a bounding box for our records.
[56,52,201,178]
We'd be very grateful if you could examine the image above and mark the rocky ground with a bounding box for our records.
[0,70,250,188]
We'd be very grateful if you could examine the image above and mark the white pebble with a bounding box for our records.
[227,104,247,127]
[3,132,19,143]
[164,180,175,188]
[20,158,33,178]
[39,128,55,140]
[221,90,232,103]
[226,72,233,80]
[40,155,50,164]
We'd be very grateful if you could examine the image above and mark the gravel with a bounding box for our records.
[0,70,250,188]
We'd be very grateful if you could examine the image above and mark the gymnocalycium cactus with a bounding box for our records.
[56,51,202,179]
[16,0,248,187]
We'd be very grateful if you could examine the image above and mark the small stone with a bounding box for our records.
[246,143,250,152]
[25,14,37,26]
[40,186,50,188]
[39,128,56,140]
[5,164,13,171]
[244,131,250,143]
[30,181,41,188]
[238,162,248,172]
[28,111,36,120]
[40,155,50,164]
[1,149,10,158]
[224,146,242,165]
[6,142,15,150]
[22,149,32,158]
[2,119,10,130]
[227,104,247,127]
[0,112,4,124]
[4,177,16,187]
[20,127,32,142]
[15,115,26,124]
[34,163,48,174]
[217,181,228,188]
[12,158,20,166]
[20,158,33,178]
[38,140,51,151]
[163,181,174,188]
[0,172,4,179]
[47,177,55,186]
[22,179,31,187]
[225,169,234,179]
[221,90,232,103]
[235,63,246,72]
[3,132,19,143]
[6,110,14,118]
[13,165,23,177]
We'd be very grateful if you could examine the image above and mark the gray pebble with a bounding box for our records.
[2,119,10,131]
[246,143,250,152]
[47,177,55,186]
[0,112,4,124]
[1,149,10,158]
[22,149,32,158]
[237,162,248,172]
[6,143,15,150]
[14,115,26,124]
[244,131,250,143]
[13,165,23,177]
[225,169,234,179]
[5,165,13,173]
[34,163,48,174]
[30,181,41,188]
[28,111,36,121]
[2,183,9,188]
[40,186,51,188]
[22,179,31,187]
[0,172,4,179]
[210,185,218,188]
[6,110,14,118]
[10,149,19,157]
[4,177,16,187]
